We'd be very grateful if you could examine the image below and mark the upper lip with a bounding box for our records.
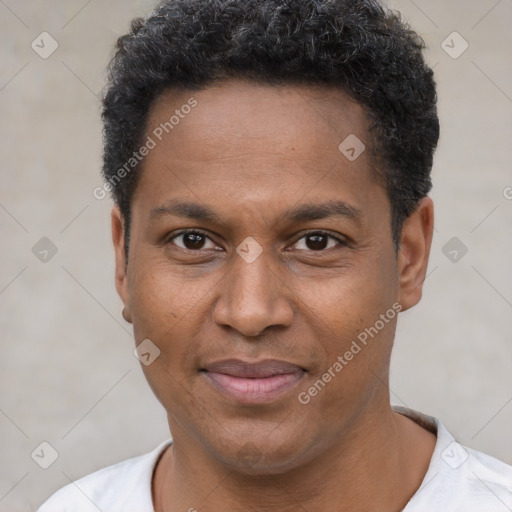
[202,359,305,378]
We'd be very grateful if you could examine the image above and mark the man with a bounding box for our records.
[39,0,512,510]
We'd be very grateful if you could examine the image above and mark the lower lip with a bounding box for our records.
[203,371,304,404]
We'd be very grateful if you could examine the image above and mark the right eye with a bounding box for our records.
[168,230,219,251]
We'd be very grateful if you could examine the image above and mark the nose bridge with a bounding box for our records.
[232,252,273,302]
[213,249,293,336]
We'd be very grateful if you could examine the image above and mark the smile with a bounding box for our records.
[201,359,306,404]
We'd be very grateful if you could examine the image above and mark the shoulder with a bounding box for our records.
[37,440,171,512]
[403,410,512,511]
[462,444,512,504]
[421,442,512,511]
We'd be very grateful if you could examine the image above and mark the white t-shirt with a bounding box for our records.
[38,407,512,511]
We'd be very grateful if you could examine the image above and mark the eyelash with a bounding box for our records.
[167,229,347,252]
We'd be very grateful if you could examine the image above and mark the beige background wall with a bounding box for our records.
[1,0,511,509]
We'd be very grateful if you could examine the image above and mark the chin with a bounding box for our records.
[210,432,314,476]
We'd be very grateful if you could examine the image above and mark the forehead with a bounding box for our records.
[146,79,370,163]
[133,79,385,224]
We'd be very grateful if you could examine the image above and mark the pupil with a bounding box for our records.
[184,233,204,249]
[307,234,327,250]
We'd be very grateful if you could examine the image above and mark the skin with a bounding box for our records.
[112,80,436,512]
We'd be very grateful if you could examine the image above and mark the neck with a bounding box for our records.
[154,404,435,512]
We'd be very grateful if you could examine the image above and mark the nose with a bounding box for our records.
[212,251,294,337]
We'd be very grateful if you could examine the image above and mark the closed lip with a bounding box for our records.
[201,358,306,378]
[201,358,306,404]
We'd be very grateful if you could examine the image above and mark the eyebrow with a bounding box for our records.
[150,199,361,224]
[150,201,222,223]
[284,200,361,223]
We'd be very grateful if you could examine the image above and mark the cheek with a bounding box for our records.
[296,251,398,406]
[302,252,397,338]
[129,264,209,413]
[127,258,219,399]
[128,255,213,337]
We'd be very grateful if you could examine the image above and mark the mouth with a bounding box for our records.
[201,359,306,404]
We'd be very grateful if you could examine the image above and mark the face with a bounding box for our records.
[112,80,432,473]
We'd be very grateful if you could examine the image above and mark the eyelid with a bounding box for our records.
[167,229,220,250]
[289,230,349,251]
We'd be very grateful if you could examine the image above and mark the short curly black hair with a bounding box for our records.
[102,0,439,251]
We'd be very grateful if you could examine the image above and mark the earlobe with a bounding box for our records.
[111,206,131,317]
[397,197,434,311]
[122,306,133,324]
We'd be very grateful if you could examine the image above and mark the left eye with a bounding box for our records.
[293,232,344,251]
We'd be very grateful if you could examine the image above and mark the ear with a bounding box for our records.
[397,197,434,312]
[111,206,132,323]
